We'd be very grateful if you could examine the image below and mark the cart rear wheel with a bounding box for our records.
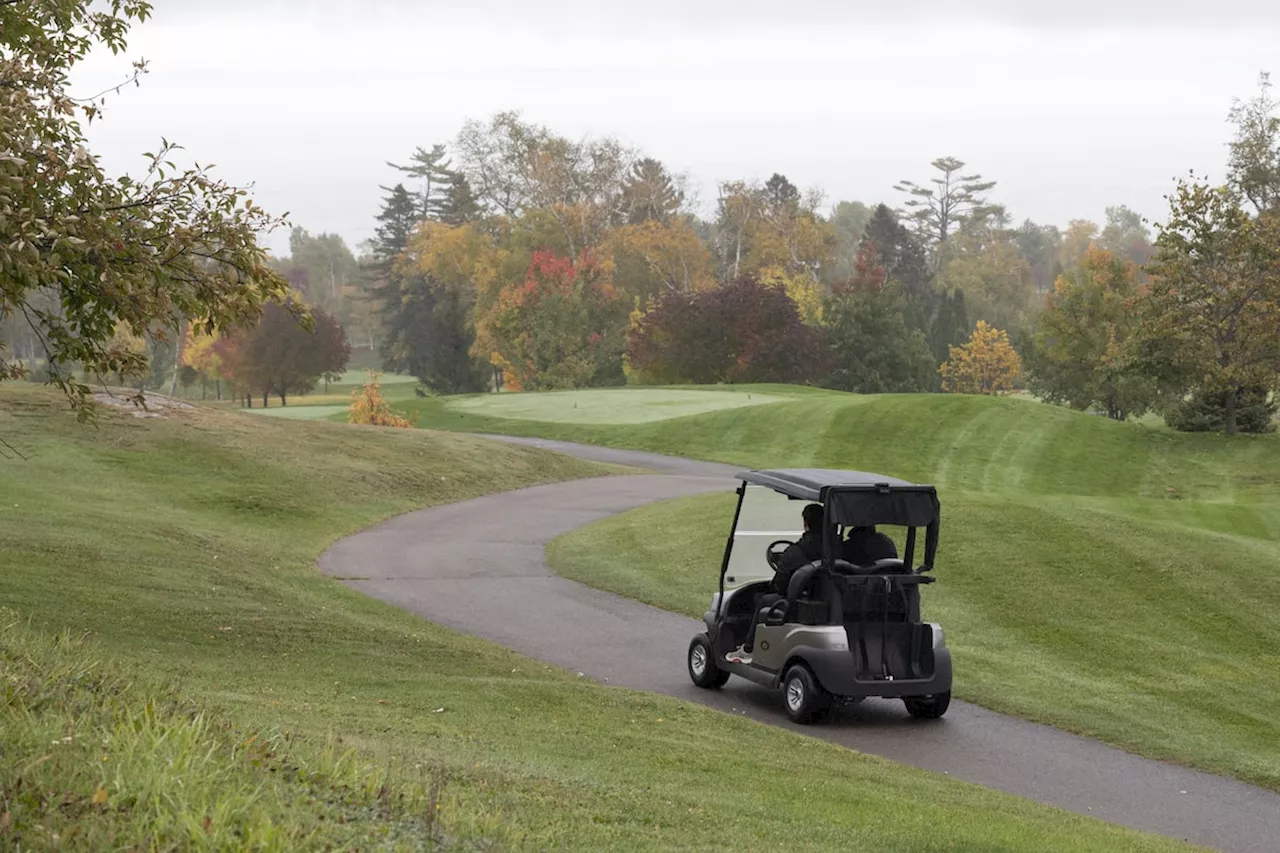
[688,634,730,688]
[903,691,951,719]
[782,663,830,724]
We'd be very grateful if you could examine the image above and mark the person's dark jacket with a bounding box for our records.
[842,528,898,566]
[773,530,824,595]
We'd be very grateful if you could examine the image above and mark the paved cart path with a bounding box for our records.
[319,436,1280,853]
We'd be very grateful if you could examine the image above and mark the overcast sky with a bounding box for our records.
[75,1,1280,256]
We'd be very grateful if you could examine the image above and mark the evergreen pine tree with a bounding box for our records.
[929,289,971,366]
[863,204,937,338]
[388,144,455,220]
[440,172,482,226]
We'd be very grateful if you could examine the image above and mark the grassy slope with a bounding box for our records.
[0,385,1191,852]
[393,388,1280,791]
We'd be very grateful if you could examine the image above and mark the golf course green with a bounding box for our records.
[396,385,1280,792]
[0,384,1195,851]
[447,387,789,424]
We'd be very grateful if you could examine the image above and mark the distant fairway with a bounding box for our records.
[246,403,351,420]
[446,387,789,424]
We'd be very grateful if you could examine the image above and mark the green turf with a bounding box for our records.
[389,386,1280,791]
[246,403,353,420]
[0,384,1193,851]
[446,387,788,424]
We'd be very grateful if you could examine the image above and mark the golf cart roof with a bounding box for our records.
[738,468,939,528]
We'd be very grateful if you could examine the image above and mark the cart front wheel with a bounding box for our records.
[688,634,730,689]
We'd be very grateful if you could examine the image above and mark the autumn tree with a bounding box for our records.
[348,372,412,428]
[1098,205,1153,268]
[626,276,829,386]
[826,200,874,283]
[1027,248,1154,420]
[605,216,716,302]
[1136,179,1280,434]
[939,321,1021,395]
[823,249,936,394]
[714,179,762,280]
[281,228,360,313]
[1227,71,1280,215]
[384,222,492,395]
[183,327,227,399]
[231,299,350,406]
[1014,219,1063,294]
[1058,219,1100,272]
[861,205,937,337]
[454,111,633,257]
[482,251,627,390]
[894,157,998,254]
[748,174,835,280]
[105,322,148,386]
[0,0,291,417]
[936,225,1037,337]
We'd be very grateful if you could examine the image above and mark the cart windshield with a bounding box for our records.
[723,484,806,589]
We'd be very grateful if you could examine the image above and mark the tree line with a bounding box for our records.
[3,3,1278,434]
[257,73,1270,434]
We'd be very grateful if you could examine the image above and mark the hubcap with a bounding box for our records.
[691,645,707,677]
[786,677,805,711]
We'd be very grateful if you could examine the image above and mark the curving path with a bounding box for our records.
[319,436,1280,853]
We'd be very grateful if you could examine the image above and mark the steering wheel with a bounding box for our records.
[766,540,794,571]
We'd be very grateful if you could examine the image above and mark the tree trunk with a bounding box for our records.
[168,322,184,397]
[1225,386,1240,435]
[280,389,287,406]
[262,390,269,408]
[216,378,222,401]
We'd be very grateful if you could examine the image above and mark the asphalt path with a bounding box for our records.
[319,435,1280,852]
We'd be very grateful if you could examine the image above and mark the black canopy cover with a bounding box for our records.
[737,469,940,528]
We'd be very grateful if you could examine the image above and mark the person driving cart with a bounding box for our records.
[726,503,825,664]
[842,524,898,565]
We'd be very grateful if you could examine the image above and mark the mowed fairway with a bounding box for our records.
[448,387,788,424]
[399,386,1280,791]
[0,384,1194,852]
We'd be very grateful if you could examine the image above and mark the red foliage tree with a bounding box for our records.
[832,239,888,296]
[484,250,627,390]
[218,299,350,406]
[627,275,829,384]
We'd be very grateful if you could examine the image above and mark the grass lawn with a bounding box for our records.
[246,403,353,420]
[390,386,1280,791]
[0,384,1193,851]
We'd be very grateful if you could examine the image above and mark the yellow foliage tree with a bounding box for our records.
[604,217,717,301]
[348,371,412,427]
[182,326,227,399]
[105,321,149,384]
[939,320,1021,395]
[757,265,824,325]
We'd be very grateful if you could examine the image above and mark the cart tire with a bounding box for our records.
[903,691,951,719]
[782,663,830,724]
[688,634,730,689]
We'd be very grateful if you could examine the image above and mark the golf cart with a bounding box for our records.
[687,469,952,724]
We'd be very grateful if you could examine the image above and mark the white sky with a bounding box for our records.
[74,1,1280,256]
